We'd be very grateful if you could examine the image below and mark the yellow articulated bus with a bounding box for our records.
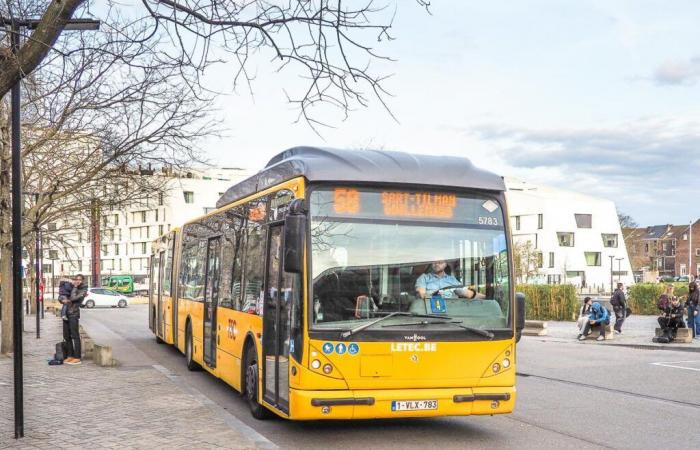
[149,147,525,421]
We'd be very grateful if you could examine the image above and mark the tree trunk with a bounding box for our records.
[0,99,12,354]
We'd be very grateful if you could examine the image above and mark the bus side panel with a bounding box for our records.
[162,295,174,345]
[216,308,263,391]
[188,300,205,365]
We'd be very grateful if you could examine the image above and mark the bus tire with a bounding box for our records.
[185,323,200,371]
[155,335,164,344]
[244,346,270,420]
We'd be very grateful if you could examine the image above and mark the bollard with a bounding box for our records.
[523,320,548,336]
[93,344,114,367]
[82,338,94,360]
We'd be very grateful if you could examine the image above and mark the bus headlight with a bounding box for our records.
[311,359,321,369]
[502,358,511,369]
[323,364,333,374]
[492,363,501,373]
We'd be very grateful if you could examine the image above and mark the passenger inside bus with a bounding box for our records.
[415,260,485,300]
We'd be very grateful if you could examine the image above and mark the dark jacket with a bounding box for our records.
[611,288,626,308]
[66,284,88,318]
[58,281,73,299]
[687,283,699,309]
[661,302,685,321]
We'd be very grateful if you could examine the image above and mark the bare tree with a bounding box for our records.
[512,240,539,284]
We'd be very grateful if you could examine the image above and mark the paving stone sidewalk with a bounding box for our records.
[528,314,700,351]
[0,315,258,449]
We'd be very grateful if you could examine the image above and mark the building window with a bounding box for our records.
[584,252,601,266]
[115,244,120,256]
[48,222,57,231]
[515,216,520,231]
[158,192,164,206]
[159,225,164,236]
[575,214,592,228]
[557,232,574,247]
[695,248,700,257]
[184,191,194,204]
[680,264,687,276]
[102,244,108,256]
[536,252,543,268]
[683,233,688,240]
[114,214,119,226]
[644,243,649,253]
[537,214,543,229]
[548,252,555,268]
[141,242,147,254]
[141,211,146,223]
[602,233,618,248]
[662,242,667,251]
[155,209,159,221]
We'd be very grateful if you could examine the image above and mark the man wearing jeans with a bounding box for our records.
[63,274,88,365]
[610,282,626,334]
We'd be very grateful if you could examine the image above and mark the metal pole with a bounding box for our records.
[39,229,44,319]
[689,221,692,278]
[609,255,614,294]
[35,194,40,338]
[52,259,56,300]
[10,21,25,440]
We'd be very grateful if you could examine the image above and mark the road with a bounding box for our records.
[81,305,700,450]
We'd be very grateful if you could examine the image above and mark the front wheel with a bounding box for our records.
[244,347,270,420]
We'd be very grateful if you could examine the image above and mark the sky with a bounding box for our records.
[193,1,700,227]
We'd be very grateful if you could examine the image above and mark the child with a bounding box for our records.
[58,278,74,321]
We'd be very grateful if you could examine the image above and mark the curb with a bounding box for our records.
[601,342,700,353]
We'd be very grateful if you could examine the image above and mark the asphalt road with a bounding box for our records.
[81,305,700,450]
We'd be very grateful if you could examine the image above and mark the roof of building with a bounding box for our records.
[217,146,505,208]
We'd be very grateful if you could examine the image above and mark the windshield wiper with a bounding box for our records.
[381,320,495,339]
[339,312,454,339]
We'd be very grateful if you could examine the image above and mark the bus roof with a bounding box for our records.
[217,146,505,208]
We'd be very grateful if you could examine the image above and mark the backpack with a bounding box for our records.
[610,291,621,307]
[54,341,68,362]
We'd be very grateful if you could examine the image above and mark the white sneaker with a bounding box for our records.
[577,334,586,341]
[596,335,605,341]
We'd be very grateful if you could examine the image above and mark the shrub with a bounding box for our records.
[628,282,690,315]
[517,284,579,321]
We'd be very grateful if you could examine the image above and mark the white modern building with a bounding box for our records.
[506,178,634,291]
[45,167,253,283]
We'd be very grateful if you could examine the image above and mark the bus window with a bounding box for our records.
[219,208,245,309]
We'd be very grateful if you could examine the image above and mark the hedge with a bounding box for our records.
[516,284,579,321]
[628,282,690,315]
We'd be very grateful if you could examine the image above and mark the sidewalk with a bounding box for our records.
[0,315,259,449]
[529,315,700,352]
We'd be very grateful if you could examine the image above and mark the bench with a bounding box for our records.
[93,344,114,367]
[654,327,692,344]
[585,323,614,340]
[523,320,548,336]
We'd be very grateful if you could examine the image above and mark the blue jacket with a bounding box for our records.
[588,302,609,324]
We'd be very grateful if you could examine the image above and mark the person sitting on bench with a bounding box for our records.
[578,301,610,341]
[654,295,686,343]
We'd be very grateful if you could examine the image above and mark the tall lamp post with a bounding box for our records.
[3,15,100,440]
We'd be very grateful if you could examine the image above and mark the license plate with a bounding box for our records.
[391,400,438,411]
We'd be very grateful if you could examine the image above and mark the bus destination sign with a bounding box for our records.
[333,188,457,219]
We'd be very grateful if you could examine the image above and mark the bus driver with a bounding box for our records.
[415,260,485,299]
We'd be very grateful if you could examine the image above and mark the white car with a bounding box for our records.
[84,288,129,308]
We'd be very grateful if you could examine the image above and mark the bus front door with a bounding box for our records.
[262,224,291,413]
[203,237,221,368]
[157,252,165,338]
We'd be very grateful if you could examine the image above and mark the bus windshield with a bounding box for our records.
[310,187,511,337]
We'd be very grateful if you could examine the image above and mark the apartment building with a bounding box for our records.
[506,178,633,290]
[45,167,253,283]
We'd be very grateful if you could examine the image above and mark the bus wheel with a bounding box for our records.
[244,347,270,420]
[155,335,164,344]
[185,324,200,371]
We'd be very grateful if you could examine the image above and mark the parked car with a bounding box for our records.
[674,276,690,282]
[84,288,129,308]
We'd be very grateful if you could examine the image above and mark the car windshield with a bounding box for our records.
[310,187,510,336]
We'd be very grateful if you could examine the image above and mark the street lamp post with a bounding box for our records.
[609,255,615,294]
[3,15,100,440]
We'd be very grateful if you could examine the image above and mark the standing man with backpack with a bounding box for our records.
[610,282,627,334]
[62,274,88,365]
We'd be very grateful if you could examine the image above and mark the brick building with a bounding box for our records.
[673,219,700,278]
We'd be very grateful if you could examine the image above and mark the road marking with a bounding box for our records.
[152,364,278,449]
[651,360,700,372]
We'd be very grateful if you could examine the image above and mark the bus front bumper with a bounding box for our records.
[289,386,516,420]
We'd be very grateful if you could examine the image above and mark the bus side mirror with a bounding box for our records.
[516,292,526,343]
[284,200,306,274]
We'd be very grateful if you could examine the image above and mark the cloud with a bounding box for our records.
[467,118,700,226]
[653,58,700,85]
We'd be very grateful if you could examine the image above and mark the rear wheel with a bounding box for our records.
[85,300,95,309]
[185,324,200,371]
[244,346,270,420]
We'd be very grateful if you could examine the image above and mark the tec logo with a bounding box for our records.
[322,342,334,354]
[227,319,237,340]
[335,343,347,355]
